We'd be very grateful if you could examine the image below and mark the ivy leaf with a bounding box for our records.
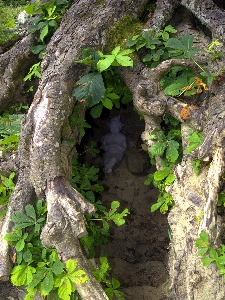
[73,73,105,107]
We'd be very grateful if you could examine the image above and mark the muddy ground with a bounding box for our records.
[0,105,170,299]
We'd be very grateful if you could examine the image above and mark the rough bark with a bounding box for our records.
[0,0,149,299]
[124,1,225,299]
[1,0,225,299]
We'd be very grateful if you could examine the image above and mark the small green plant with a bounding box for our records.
[25,0,73,58]
[91,257,125,300]
[73,46,134,111]
[70,155,130,262]
[144,115,182,213]
[81,200,130,258]
[207,39,223,61]
[69,107,91,137]
[23,62,42,81]
[0,172,15,218]
[0,113,24,152]
[196,231,225,280]
[127,25,217,95]
[4,200,88,300]
[191,158,202,175]
[186,130,204,154]
[218,192,225,207]
[147,128,181,164]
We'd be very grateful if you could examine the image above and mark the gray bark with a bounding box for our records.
[1,0,225,299]
[0,0,149,299]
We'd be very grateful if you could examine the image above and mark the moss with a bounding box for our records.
[94,0,105,8]
[104,14,143,53]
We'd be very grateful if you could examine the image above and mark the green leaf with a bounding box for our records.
[23,249,33,263]
[11,265,35,286]
[66,259,77,273]
[209,247,218,259]
[164,81,187,96]
[112,278,120,289]
[111,201,120,211]
[144,174,154,185]
[164,173,175,185]
[97,55,115,72]
[69,270,88,284]
[218,192,225,206]
[4,230,22,243]
[25,204,36,220]
[164,25,177,33]
[73,73,105,107]
[149,141,166,157]
[202,257,215,266]
[166,38,186,51]
[52,259,64,275]
[126,38,138,47]
[116,54,133,67]
[198,248,208,256]
[102,97,113,109]
[154,167,170,181]
[186,131,203,153]
[119,49,134,56]
[112,209,130,226]
[166,141,179,162]
[40,271,54,295]
[31,44,46,55]
[150,198,165,212]
[15,238,26,251]
[40,24,48,42]
[196,231,210,248]
[58,277,72,300]
[111,46,121,56]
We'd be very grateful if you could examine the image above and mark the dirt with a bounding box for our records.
[0,105,170,299]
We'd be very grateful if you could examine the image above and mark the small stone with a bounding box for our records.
[125,149,149,174]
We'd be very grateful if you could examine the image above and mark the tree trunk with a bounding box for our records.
[0,0,149,299]
[1,0,225,299]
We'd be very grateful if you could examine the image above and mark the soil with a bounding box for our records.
[0,105,170,300]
